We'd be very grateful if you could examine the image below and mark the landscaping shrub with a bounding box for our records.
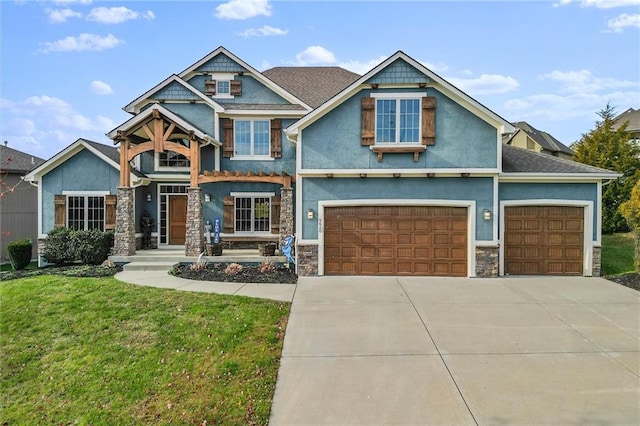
[7,239,32,270]
[43,228,114,266]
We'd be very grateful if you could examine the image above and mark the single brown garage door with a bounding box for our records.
[504,206,584,276]
[324,206,467,276]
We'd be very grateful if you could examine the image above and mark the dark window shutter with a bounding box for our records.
[54,195,66,228]
[222,118,234,158]
[223,196,235,234]
[105,195,117,231]
[205,79,216,95]
[230,80,242,96]
[361,97,375,146]
[270,119,282,158]
[270,196,281,234]
[422,96,436,146]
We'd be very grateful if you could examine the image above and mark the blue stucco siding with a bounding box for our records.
[194,53,247,74]
[302,177,494,240]
[300,88,498,170]
[186,75,291,106]
[220,118,296,175]
[367,58,430,85]
[163,103,215,135]
[499,182,599,241]
[41,149,119,233]
[155,81,200,101]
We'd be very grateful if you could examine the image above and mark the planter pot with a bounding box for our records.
[259,243,277,256]
[207,243,223,256]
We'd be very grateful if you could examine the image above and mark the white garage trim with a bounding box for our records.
[317,199,477,277]
[499,199,594,277]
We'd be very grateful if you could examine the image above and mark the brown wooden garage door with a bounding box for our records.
[504,206,584,276]
[324,206,467,276]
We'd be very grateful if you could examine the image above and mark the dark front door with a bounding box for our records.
[169,195,187,245]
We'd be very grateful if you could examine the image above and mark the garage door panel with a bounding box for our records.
[324,206,467,276]
[505,206,584,276]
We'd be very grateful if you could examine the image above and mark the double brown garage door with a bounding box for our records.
[324,206,467,276]
[504,206,584,276]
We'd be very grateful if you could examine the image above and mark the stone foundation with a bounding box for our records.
[475,245,499,278]
[592,246,601,277]
[296,243,318,276]
[279,187,294,246]
[113,187,136,256]
[185,187,203,256]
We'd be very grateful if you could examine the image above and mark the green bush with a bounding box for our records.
[7,239,32,270]
[43,228,114,266]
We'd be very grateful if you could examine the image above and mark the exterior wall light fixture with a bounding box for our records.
[483,209,492,221]
[146,192,152,202]
[204,193,211,203]
[307,209,315,219]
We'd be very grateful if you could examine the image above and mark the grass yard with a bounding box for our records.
[1,275,290,425]
[601,233,636,276]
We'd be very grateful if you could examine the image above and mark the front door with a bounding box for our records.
[169,195,187,245]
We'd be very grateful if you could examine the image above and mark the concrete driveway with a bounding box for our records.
[269,276,640,425]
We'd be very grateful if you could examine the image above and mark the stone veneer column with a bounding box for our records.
[279,187,294,245]
[185,187,204,256]
[475,246,499,278]
[592,246,602,277]
[296,243,318,276]
[114,187,136,256]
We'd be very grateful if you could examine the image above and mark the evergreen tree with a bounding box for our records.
[573,103,640,234]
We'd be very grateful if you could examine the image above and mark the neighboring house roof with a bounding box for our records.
[287,51,515,137]
[502,144,618,177]
[0,145,45,173]
[24,138,146,182]
[612,107,640,133]
[107,103,219,146]
[262,67,361,109]
[508,121,575,156]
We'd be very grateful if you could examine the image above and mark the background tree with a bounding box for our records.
[620,181,640,271]
[573,103,640,234]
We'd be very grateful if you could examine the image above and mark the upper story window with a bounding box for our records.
[217,80,230,95]
[234,120,270,158]
[155,138,190,171]
[204,73,241,99]
[376,98,420,144]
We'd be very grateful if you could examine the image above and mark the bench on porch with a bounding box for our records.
[213,234,280,250]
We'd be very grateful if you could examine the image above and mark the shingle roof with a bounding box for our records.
[81,139,146,178]
[502,144,617,175]
[613,108,640,133]
[0,145,46,173]
[262,67,361,108]
[511,121,575,156]
[218,103,306,111]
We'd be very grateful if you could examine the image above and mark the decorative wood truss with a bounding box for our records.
[114,107,294,189]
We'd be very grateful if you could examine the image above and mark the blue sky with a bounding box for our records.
[1,0,639,159]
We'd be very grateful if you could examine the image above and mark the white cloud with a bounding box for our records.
[52,0,92,4]
[555,0,640,8]
[540,69,637,94]
[338,56,386,75]
[448,74,520,95]
[215,0,272,20]
[0,96,115,157]
[48,8,82,23]
[39,33,123,53]
[293,45,336,65]
[87,7,155,24]
[90,80,113,95]
[607,12,640,31]
[237,25,288,37]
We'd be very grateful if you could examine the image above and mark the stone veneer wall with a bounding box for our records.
[296,243,318,276]
[279,187,294,246]
[592,246,601,277]
[475,246,499,278]
[113,187,136,256]
[185,187,204,256]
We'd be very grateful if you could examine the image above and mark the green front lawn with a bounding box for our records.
[1,275,290,425]
[602,233,636,276]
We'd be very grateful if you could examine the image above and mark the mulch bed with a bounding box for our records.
[0,265,122,281]
[172,263,297,284]
[605,273,640,291]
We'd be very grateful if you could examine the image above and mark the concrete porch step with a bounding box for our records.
[123,261,177,272]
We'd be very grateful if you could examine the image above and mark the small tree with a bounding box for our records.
[573,103,640,234]
[620,181,640,271]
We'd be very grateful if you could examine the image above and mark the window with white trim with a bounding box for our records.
[155,137,190,170]
[217,80,230,95]
[234,120,270,158]
[376,98,421,144]
[235,196,270,233]
[67,195,105,231]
